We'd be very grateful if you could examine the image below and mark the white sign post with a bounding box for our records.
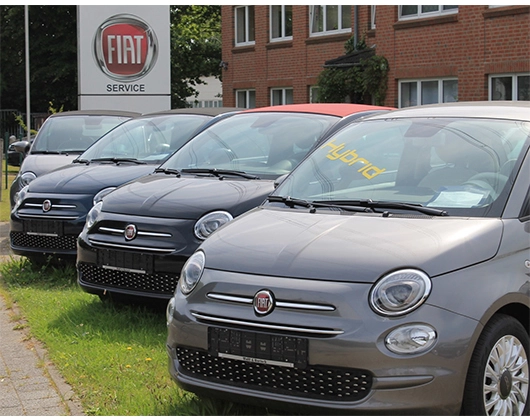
[78,5,171,113]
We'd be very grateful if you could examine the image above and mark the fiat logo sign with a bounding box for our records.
[93,14,158,82]
[253,290,274,316]
[124,224,137,241]
[42,199,52,212]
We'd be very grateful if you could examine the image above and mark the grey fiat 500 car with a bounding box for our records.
[166,101,530,416]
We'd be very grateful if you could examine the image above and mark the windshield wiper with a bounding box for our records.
[31,150,61,155]
[72,158,90,164]
[180,168,259,180]
[315,199,448,216]
[268,195,372,213]
[154,167,181,177]
[90,157,146,165]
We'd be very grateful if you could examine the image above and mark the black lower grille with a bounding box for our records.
[11,232,77,250]
[78,262,178,295]
[176,347,372,401]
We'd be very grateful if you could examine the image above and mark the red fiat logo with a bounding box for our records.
[253,290,274,316]
[124,224,137,241]
[93,14,158,82]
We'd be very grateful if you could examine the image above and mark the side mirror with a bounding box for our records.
[274,173,289,188]
[12,140,30,154]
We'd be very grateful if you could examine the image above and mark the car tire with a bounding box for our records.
[462,314,529,416]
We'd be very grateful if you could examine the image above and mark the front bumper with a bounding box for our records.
[166,268,479,415]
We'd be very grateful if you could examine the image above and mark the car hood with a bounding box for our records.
[20,154,79,177]
[101,174,275,219]
[202,207,503,282]
[27,163,159,195]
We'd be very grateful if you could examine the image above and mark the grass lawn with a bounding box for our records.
[0,259,277,415]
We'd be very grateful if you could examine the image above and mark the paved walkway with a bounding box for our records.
[0,222,84,415]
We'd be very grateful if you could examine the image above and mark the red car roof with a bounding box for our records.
[244,103,394,117]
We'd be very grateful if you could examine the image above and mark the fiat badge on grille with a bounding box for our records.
[124,224,137,240]
[42,199,52,212]
[253,290,274,316]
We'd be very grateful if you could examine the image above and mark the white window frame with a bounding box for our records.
[235,6,255,46]
[399,78,458,108]
[235,89,256,109]
[371,5,376,30]
[309,86,320,103]
[489,73,530,101]
[399,5,458,21]
[270,87,294,106]
[309,5,352,37]
[270,5,293,42]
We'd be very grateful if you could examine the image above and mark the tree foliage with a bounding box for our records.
[0,6,222,112]
[317,38,389,106]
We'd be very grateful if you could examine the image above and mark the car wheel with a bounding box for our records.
[462,314,529,416]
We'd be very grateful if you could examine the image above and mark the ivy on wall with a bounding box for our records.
[317,38,389,106]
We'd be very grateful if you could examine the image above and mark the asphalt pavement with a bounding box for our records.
[0,222,84,415]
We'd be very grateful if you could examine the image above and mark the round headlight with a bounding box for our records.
[19,171,37,187]
[369,269,431,317]
[93,187,116,206]
[85,201,103,230]
[194,211,233,240]
[14,185,29,210]
[179,251,205,295]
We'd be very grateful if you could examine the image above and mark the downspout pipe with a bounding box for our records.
[354,6,358,50]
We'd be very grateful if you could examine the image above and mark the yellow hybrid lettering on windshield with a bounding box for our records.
[321,140,386,180]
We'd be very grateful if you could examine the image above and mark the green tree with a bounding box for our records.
[170,5,222,108]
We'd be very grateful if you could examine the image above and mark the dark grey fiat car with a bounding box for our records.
[166,102,530,415]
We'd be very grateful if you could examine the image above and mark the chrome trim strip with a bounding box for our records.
[218,352,294,368]
[26,203,76,209]
[102,265,146,275]
[27,232,58,237]
[88,239,175,253]
[207,292,335,312]
[99,227,171,238]
[192,312,343,336]
[18,214,77,220]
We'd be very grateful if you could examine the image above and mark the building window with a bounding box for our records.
[270,6,292,42]
[399,79,458,108]
[490,74,530,101]
[236,90,256,109]
[235,6,255,46]
[310,86,320,103]
[310,5,351,36]
[370,5,376,30]
[399,5,458,20]
[271,88,293,105]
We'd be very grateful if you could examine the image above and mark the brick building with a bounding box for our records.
[220,5,530,108]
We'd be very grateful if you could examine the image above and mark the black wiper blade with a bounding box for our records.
[268,195,371,213]
[30,150,60,155]
[322,199,448,216]
[72,158,90,164]
[181,168,259,180]
[90,157,146,165]
[154,167,181,177]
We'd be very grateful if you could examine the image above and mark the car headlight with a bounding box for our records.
[93,187,116,206]
[85,201,103,230]
[179,251,205,295]
[14,185,29,211]
[385,324,437,355]
[369,269,431,316]
[19,171,37,187]
[194,211,233,240]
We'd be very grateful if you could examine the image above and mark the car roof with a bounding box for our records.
[47,109,140,118]
[141,107,243,118]
[243,103,394,117]
[365,101,530,122]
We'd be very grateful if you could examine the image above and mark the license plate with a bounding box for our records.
[24,219,63,236]
[208,327,308,368]
[98,249,154,274]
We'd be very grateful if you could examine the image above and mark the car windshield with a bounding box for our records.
[161,112,339,179]
[274,117,530,217]
[79,114,211,163]
[31,115,130,153]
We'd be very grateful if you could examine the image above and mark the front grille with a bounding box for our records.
[177,347,372,402]
[10,232,77,251]
[78,262,178,295]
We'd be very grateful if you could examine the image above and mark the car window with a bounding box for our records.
[275,117,530,217]
[162,112,339,178]
[80,114,211,163]
[32,115,130,153]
